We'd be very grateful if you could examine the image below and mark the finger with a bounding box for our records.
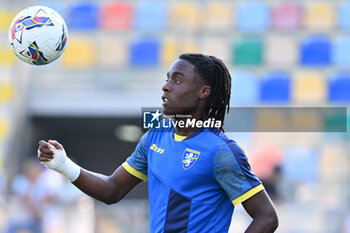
[48,140,63,150]
[38,148,54,159]
[38,157,52,162]
[39,140,54,150]
[39,152,54,159]
[39,146,54,154]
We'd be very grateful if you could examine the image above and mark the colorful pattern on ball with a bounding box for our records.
[56,26,67,52]
[27,41,47,65]
[11,9,54,44]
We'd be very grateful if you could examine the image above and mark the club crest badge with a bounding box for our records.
[182,148,201,170]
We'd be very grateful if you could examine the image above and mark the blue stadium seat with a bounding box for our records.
[135,1,167,30]
[332,36,350,65]
[339,2,350,29]
[130,38,160,66]
[260,72,291,102]
[300,36,331,66]
[67,2,99,29]
[236,2,270,32]
[37,1,66,18]
[284,148,318,182]
[230,71,259,104]
[328,73,350,102]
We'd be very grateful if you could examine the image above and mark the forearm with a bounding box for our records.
[72,169,120,204]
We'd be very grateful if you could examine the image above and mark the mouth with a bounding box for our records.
[162,96,169,106]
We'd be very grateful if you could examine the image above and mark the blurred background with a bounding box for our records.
[0,0,350,232]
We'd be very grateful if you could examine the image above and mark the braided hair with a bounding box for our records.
[179,53,231,132]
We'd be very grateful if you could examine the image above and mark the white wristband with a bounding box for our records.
[58,157,81,182]
[39,147,81,182]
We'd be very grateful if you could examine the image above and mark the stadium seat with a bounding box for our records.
[97,38,127,68]
[0,10,16,31]
[36,1,66,18]
[230,71,259,104]
[130,38,160,66]
[290,108,323,132]
[99,2,133,30]
[169,2,202,31]
[161,38,177,66]
[260,72,291,103]
[255,108,286,132]
[320,144,347,183]
[266,36,297,67]
[300,36,331,66]
[181,39,198,54]
[61,37,96,68]
[283,148,318,182]
[233,37,263,65]
[0,81,14,103]
[339,2,350,29]
[204,2,232,32]
[328,73,350,102]
[293,72,326,103]
[249,147,282,179]
[323,107,347,132]
[332,36,350,66]
[135,1,167,31]
[272,3,301,30]
[304,2,335,31]
[0,117,8,139]
[0,46,16,66]
[67,2,99,30]
[200,37,230,65]
[224,108,254,132]
[236,2,270,32]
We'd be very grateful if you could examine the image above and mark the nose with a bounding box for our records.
[162,81,170,92]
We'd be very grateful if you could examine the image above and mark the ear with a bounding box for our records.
[199,85,211,99]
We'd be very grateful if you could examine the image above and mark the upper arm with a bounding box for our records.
[104,132,150,202]
[242,189,276,218]
[214,142,263,206]
[122,131,149,181]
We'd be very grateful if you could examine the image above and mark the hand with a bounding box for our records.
[38,140,66,170]
[37,140,81,182]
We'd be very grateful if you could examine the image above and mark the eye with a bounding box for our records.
[175,78,181,84]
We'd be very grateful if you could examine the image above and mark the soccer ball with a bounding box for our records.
[8,6,68,65]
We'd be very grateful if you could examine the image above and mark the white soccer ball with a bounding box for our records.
[8,6,68,65]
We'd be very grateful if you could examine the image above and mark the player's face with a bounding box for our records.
[162,59,206,116]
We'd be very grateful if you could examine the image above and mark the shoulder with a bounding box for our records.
[206,128,245,157]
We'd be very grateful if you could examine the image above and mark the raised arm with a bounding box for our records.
[38,140,142,204]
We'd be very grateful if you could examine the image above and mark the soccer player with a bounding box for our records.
[38,53,278,232]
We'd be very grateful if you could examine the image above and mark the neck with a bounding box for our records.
[173,111,205,136]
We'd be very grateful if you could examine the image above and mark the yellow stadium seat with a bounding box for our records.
[0,118,8,139]
[266,36,297,67]
[0,10,16,30]
[204,2,232,31]
[162,38,177,67]
[255,109,287,132]
[180,39,198,54]
[290,109,322,132]
[320,143,347,183]
[200,37,230,64]
[169,2,202,31]
[61,36,97,68]
[304,2,335,30]
[0,46,16,66]
[0,81,14,103]
[293,72,326,103]
[97,37,127,68]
